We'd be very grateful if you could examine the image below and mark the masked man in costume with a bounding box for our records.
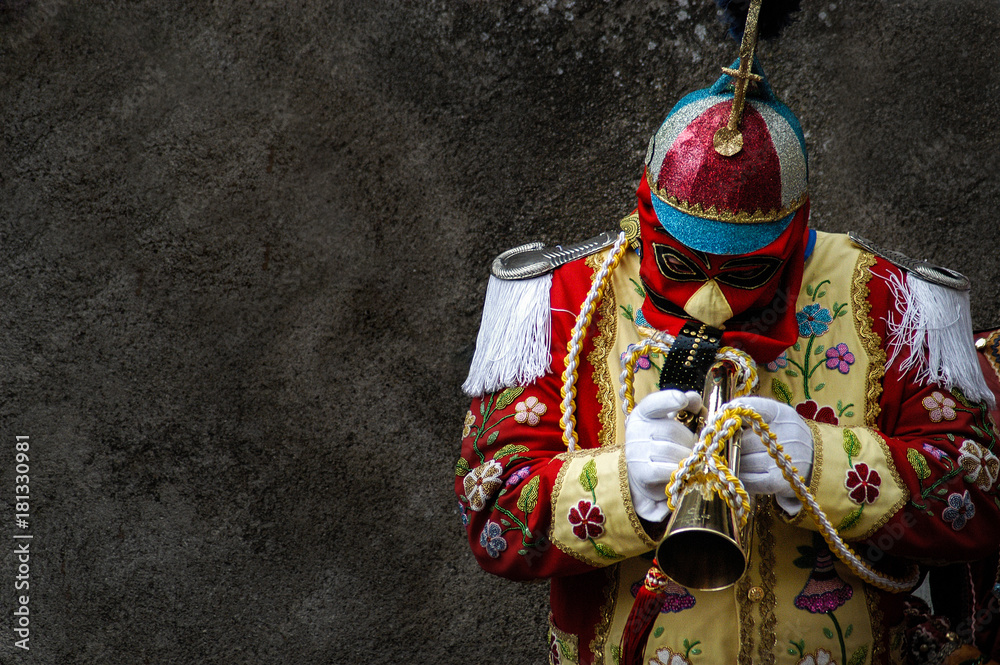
[455,3,1000,664]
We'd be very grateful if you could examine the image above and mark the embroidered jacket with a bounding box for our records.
[456,232,1000,665]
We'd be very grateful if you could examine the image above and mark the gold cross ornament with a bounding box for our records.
[713,0,764,157]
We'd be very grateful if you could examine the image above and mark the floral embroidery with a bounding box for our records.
[766,352,788,372]
[648,646,693,665]
[797,304,833,337]
[514,396,548,426]
[567,500,605,540]
[796,400,839,425]
[463,460,504,511]
[794,536,857,665]
[921,391,957,423]
[942,491,975,530]
[629,578,696,613]
[462,410,475,438]
[549,639,561,665]
[922,443,947,462]
[844,463,881,505]
[505,466,532,490]
[458,501,469,527]
[957,439,1000,491]
[796,648,835,665]
[480,520,508,558]
[620,350,652,371]
[824,343,855,374]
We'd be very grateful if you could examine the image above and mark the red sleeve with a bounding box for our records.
[865,260,1000,562]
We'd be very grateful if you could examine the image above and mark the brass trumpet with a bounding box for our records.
[655,358,750,591]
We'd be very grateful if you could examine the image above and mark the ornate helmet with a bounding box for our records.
[640,0,807,256]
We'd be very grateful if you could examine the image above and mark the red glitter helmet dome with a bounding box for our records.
[643,58,808,255]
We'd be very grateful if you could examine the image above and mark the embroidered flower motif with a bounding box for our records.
[549,639,561,665]
[942,491,975,530]
[796,304,833,337]
[462,410,476,438]
[648,646,693,665]
[845,462,881,505]
[795,548,854,613]
[458,501,469,527]
[824,343,855,374]
[958,440,1000,491]
[922,443,947,461]
[921,391,957,423]
[505,466,531,490]
[479,520,507,558]
[766,352,788,372]
[795,400,839,425]
[567,500,605,540]
[463,460,504,511]
[630,579,696,613]
[514,396,548,426]
[620,350,652,371]
[796,648,835,665]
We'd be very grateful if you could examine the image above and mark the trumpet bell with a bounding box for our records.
[655,489,748,591]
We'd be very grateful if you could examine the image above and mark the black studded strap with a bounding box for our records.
[658,322,725,392]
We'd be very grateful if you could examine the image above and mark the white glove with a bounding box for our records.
[625,390,703,522]
[728,396,814,516]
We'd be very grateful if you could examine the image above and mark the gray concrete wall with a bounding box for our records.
[0,1,997,663]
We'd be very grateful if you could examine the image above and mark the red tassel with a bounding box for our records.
[620,562,670,665]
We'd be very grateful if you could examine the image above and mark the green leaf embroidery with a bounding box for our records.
[516,476,540,514]
[845,624,854,639]
[495,386,525,410]
[580,459,599,492]
[848,645,869,665]
[495,444,529,459]
[823,627,834,639]
[518,549,527,555]
[843,430,862,457]
[456,457,470,476]
[500,518,511,527]
[814,344,825,355]
[620,304,635,322]
[653,627,664,638]
[793,341,802,352]
[845,410,855,418]
[936,487,948,496]
[817,290,827,299]
[806,284,814,296]
[838,507,863,532]
[814,382,826,392]
[486,430,499,448]
[793,555,813,569]
[592,541,624,560]
[907,449,931,480]
[785,369,800,378]
[772,378,794,406]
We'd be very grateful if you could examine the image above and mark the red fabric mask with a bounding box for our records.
[636,173,808,362]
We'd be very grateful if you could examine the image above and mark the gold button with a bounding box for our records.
[747,586,764,602]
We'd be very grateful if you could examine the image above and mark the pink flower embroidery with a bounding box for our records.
[922,391,957,422]
[958,439,1000,491]
[845,462,881,504]
[567,500,605,540]
[922,443,947,461]
[825,343,855,374]
[766,352,788,372]
[795,400,839,425]
[514,396,547,426]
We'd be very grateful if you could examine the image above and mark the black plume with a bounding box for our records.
[715,0,802,40]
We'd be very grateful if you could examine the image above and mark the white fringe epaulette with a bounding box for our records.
[462,273,553,397]
[886,271,995,407]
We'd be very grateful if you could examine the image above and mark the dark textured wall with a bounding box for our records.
[0,1,997,663]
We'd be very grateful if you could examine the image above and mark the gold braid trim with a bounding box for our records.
[588,566,620,665]
[586,251,618,450]
[852,251,886,426]
[757,504,778,665]
[737,571,756,665]
[865,584,887,665]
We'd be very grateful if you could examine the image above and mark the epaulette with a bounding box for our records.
[464,229,624,397]
[850,232,994,407]
[490,230,620,280]
[849,232,969,290]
